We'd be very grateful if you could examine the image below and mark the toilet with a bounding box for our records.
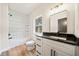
[25,40,35,51]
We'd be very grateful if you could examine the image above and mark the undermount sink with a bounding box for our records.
[49,36,66,40]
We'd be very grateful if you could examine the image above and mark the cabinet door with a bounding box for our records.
[54,50,69,56]
[42,43,52,56]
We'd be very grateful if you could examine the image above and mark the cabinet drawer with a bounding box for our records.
[36,37,42,46]
[36,45,42,54]
[54,50,69,56]
[43,38,75,55]
[36,39,42,46]
[36,37,42,40]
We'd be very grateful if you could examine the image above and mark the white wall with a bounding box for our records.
[0,3,2,51]
[63,4,75,34]
[25,15,32,40]
[75,4,79,37]
[0,4,9,51]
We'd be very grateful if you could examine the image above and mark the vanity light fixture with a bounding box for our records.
[49,3,63,16]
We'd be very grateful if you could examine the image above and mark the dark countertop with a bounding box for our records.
[36,35,78,46]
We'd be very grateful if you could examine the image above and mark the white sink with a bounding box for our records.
[49,36,66,40]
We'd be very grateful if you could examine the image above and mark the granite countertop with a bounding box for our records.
[36,35,78,46]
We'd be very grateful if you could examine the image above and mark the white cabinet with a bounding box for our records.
[42,38,76,56]
[35,36,43,56]
[42,43,68,56]
[42,42,52,56]
[53,50,68,56]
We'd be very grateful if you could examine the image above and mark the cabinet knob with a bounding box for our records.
[54,50,56,56]
[36,50,41,55]
[37,38,41,41]
[36,44,41,47]
[51,49,53,56]
[51,49,56,56]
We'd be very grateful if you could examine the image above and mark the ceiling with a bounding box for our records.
[8,3,41,15]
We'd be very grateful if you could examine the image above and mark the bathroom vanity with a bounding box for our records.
[35,32,79,56]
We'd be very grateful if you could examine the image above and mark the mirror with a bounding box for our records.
[58,17,67,33]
